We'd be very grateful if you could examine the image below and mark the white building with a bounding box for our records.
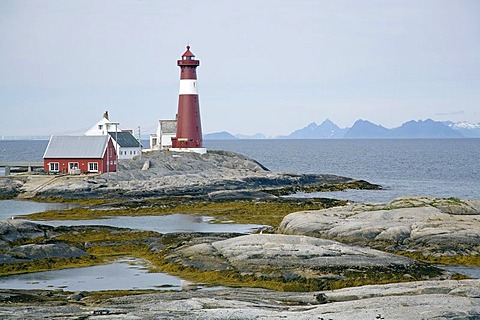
[108,131,142,160]
[85,111,142,160]
[150,119,177,150]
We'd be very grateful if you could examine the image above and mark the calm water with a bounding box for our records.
[41,214,263,234]
[205,139,480,202]
[0,200,77,220]
[0,140,48,162]
[0,257,185,291]
[440,265,480,279]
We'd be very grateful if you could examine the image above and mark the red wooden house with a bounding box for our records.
[43,136,117,174]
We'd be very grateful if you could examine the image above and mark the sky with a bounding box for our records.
[1,0,479,137]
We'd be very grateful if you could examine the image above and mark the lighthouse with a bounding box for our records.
[171,45,206,154]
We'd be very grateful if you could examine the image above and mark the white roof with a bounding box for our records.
[85,117,120,136]
[43,136,110,159]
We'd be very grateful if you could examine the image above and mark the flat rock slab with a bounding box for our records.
[278,197,480,255]
[168,233,445,283]
[1,280,479,319]
[210,234,414,268]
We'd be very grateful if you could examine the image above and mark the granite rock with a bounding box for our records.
[278,197,480,255]
[6,242,87,261]
[1,280,479,319]
[167,233,445,282]
[0,220,89,264]
[0,220,50,246]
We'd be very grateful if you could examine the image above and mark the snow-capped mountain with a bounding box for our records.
[444,121,480,137]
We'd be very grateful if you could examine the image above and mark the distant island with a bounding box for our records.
[204,119,480,139]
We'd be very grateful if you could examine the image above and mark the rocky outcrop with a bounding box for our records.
[6,242,87,261]
[1,279,479,319]
[3,150,379,199]
[0,178,25,198]
[0,220,88,264]
[165,233,447,286]
[0,220,51,246]
[278,197,480,256]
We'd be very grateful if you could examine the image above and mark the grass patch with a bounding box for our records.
[55,229,159,244]
[0,255,100,276]
[31,196,116,206]
[394,251,480,266]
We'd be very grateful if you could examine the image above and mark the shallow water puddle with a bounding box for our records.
[41,214,263,234]
[0,257,186,291]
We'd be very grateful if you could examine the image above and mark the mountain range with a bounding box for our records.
[204,119,480,139]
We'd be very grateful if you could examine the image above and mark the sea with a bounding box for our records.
[0,138,479,290]
[206,139,480,202]
[1,138,480,202]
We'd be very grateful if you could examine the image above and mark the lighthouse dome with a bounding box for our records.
[182,45,195,60]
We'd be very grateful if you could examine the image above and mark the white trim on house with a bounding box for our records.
[88,162,98,172]
[49,162,59,172]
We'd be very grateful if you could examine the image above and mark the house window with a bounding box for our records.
[88,162,98,172]
[49,162,59,172]
[68,162,79,170]
[98,125,103,130]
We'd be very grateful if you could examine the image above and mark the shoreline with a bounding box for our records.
[1,150,479,318]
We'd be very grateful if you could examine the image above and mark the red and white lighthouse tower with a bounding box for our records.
[171,45,206,154]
